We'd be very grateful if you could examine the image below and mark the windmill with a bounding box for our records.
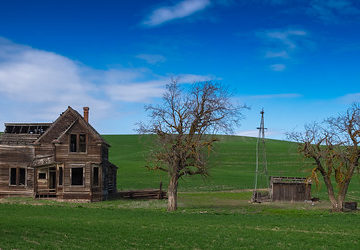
[252,109,270,202]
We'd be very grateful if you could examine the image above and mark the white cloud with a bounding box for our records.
[337,93,360,104]
[143,0,211,26]
[0,38,110,122]
[236,129,282,138]
[0,38,213,129]
[263,29,307,50]
[257,28,309,71]
[176,73,215,83]
[270,64,286,71]
[307,0,360,23]
[265,50,289,58]
[247,93,301,99]
[104,74,214,103]
[105,80,165,103]
[236,129,259,137]
[136,54,166,64]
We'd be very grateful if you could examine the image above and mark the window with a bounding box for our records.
[9,168,26,186]
[58,167,63,186]
[93,167,99,186]
[79,134,86,152]
[69,134,87,153]
[71,167,83,186]
[19,168,26,185]
[70,134,77,152]
[38,173,46,179]
[10,168,17,185]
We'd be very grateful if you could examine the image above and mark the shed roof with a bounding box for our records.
[270,176,311,184]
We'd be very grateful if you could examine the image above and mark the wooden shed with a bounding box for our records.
[270,176,311,202]
[0,106,118,201]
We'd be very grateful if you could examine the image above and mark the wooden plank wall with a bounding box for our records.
[272,183,311,202]
[0,145,34,196]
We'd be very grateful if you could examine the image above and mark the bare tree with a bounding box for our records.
[138,80,247,211]
[288,104,360,211]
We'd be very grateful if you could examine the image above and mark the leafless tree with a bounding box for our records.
[288,104,360,211]
[138,80,247,211]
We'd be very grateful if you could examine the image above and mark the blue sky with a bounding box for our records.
[0,0,359,139]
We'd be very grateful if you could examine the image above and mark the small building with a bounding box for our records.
[0,106,117,201]
[270,176,311,202]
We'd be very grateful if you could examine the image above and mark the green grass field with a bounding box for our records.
[1,195,360,249]
[103,135,360,201]
[1,135,360,249]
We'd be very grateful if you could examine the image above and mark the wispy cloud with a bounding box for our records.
[265,50,289,58]
[270,64,286,71]
[136,54,166,64]
[307,0,360,23]
[259,0,360,23]
[261,29,307,50]
[104,73,214,103]
[143,0,211,27]
[240,93,302,100]
[337,93,360,104]
[257,28,309,71]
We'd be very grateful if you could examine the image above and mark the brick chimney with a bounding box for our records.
[83,107,89,123]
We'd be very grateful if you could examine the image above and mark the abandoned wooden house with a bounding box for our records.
[270,176,311,202]
[0,106,117,201]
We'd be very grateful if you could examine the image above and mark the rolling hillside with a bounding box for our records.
[103,135,360,200]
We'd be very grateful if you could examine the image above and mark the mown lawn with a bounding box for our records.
[1,194,359,249]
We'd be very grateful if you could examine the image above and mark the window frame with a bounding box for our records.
[9,167,27,186]
[19,168,26,186]
[69,134,87,153]
[58,166,63,186]
[38,169,47,180]
[92,166,100,187]
[9,168,17,186]
[70,165,85,187]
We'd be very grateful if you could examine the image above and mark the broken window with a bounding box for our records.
[59,167,63,186]
[38,172,46,179]
[4,124,50,134]
[19,168,25,185]
[79,134,86,152]
[70,134,87,153]
[10,168,17,185]
[93,167,99,186]
[9,168,26,186]
[70,134,77,152]
[71,167,83,186]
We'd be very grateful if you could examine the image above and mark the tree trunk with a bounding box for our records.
[336,175,353,211]
[167,174,179,211]
[322,175,341,211]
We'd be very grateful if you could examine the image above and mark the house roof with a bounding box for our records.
[35,106,110,146]
[5,123,52,126]
[0,133,41,145]
[1,106,109,147]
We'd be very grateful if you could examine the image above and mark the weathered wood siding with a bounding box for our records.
[1,106,117,201]
[53,120,104,200]
[0,145,34,197]
[272,183,311,202]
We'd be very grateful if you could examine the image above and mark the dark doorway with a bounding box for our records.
[49,171,56,189]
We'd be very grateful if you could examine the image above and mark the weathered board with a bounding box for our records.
[270,176,311,202]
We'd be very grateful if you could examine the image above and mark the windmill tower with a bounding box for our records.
[252,109,269,202]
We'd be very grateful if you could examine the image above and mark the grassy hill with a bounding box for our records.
[1,134,360,249]
[103,134,360,201]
